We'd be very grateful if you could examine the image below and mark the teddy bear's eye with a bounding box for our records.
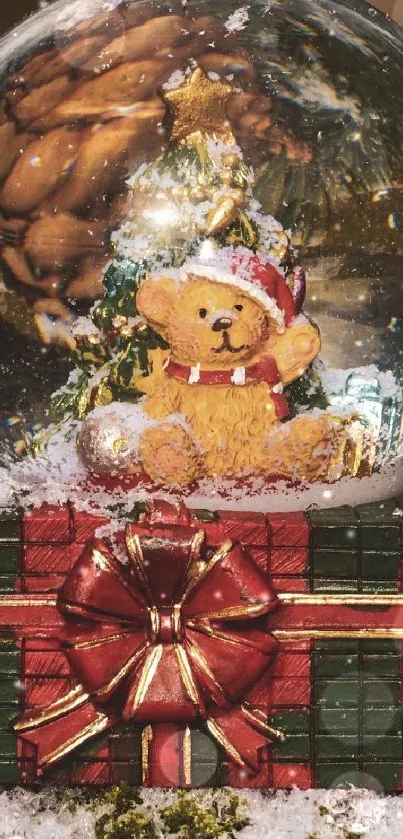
[199,308,207,319]
[234,304,243,312]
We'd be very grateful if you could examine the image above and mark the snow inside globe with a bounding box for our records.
[0,0,402,513]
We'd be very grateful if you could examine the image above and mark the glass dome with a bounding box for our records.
[0,0,401,511]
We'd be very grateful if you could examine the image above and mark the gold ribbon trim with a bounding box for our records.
[277,594,403,606]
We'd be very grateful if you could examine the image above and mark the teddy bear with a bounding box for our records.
[106,247,350,486]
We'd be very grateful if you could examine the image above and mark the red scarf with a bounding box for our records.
[165,356,289,419]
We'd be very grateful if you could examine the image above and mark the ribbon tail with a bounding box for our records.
[240,703,285,743]
[15,691,116,777]
[206,705,284,772]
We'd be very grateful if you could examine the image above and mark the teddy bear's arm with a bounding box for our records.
[265,321,321,385]
[143,377,180,420]
[132,348,170,395]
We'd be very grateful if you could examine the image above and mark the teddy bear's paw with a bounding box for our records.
[298,414,370,482]
[264,412,358,483]
[139,423,200,486]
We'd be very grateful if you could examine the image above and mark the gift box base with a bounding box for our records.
[0,497,401,790]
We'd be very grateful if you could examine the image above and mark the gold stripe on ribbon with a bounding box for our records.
[14,685,89,731]
[175,644,202,710]
[41,712,111,768]
[0,595,57,607]
[186,641,228,705]
[91,546,144,605]
[277,594,403,606]
[186,620,266,650]
[193,603,271,621]
[71,630,136,650]
[179,530,206,599]
[179,540,233,605]
[132,645,163,714]
[148,607,160,644]
[182,726,192,787]
[142,725,153,786]
[273,629,403,640]
[206,719,245,767]
[189,530,205,564]
[173,605,182,641]
[125,526,154,603]
[240,705,285,742]
[59,601,133,624]
[95,643,149,699]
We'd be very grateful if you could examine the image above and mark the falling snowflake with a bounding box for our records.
[224,6,250,35]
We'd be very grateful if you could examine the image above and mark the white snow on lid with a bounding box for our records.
[1,428,401,517]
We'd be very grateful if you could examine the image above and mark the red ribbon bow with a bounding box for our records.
[16,521,282,775]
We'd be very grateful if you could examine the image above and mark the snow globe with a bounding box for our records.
[0,0,402,807]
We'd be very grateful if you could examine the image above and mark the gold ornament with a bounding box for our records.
[205,195,240,235]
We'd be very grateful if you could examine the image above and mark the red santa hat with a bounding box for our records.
[230,252,296,327]
[189,249,298,330]
[149,247,304,332]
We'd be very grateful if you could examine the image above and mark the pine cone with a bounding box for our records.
[0,2,300,331]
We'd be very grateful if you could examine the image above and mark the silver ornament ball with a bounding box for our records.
[76,408,138,475]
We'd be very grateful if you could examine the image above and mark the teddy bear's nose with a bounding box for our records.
[212,317,233,332]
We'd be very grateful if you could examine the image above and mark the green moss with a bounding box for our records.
[87,784,148,839]
[90,783,143,814]
[95,810,156,839]
[88,785,249,839]
[161,791,250,839]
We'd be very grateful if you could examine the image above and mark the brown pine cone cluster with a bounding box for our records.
[0,1,304,327]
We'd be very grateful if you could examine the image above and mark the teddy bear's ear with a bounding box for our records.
[136,276,177,328]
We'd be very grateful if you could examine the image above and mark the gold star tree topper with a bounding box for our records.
[162,67,235,142]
